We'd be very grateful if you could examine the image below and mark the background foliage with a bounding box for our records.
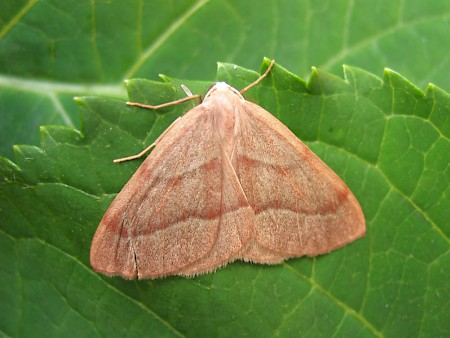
[1,1,449,337]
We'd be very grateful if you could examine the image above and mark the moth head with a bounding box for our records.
[204,82,245,102]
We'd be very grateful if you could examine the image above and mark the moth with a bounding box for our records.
[90,60,365,279]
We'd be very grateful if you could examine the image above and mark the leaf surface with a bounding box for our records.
[1,0,450,337]
[1,0,449,157]
[1,59,449,337]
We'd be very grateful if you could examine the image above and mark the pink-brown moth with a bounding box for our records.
[90,60,365,279]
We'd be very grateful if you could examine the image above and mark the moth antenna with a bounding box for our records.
[126,92,201,110]
[119,86,202,163]
[240,59,275,94]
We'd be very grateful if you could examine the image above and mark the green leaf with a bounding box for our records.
[2,0,450,337]
[1,58,449,337]
[1,0,450,159]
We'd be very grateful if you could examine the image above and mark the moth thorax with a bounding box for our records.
[205,85,243,160]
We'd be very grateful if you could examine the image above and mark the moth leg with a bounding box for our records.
[114,117,181,163]
[116,86,203,163]
[240,59,275,94]
[180,84,196,98]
